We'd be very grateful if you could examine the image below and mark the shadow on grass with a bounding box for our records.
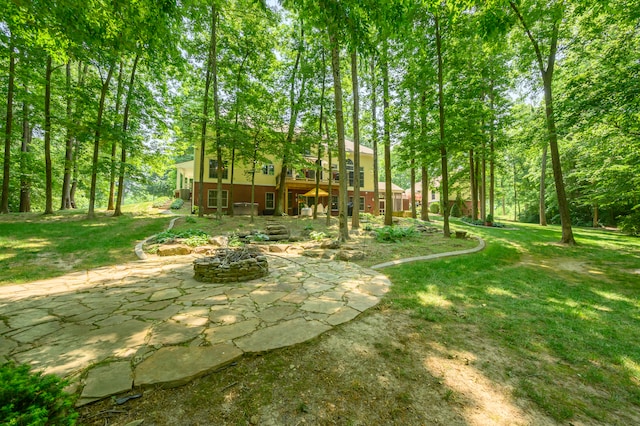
[384,223,640,424]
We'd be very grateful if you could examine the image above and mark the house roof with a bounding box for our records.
[377,182,405,193]
[344,138,374,155]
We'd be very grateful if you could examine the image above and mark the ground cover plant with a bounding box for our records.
[76,220,639,425]
[0,207,169,285]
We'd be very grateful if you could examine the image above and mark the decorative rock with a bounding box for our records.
[81,361,132,399]
[268,244,290,253]
[336,250,365,261]
[134,344,243,388]
[157,244,192,256]
[320,240,341,249]
[234,318,331,353]
[209,236,228,246]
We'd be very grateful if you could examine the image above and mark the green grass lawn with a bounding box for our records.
[385,219,640,423]
[0,207,170,285]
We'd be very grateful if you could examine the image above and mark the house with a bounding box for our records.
[377,182,407,215]
[404,180,441,207]
[175,160,194,200]
[178,139,380,216]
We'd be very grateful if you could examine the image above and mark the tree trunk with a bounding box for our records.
[61,61,74,210]
[420,92,429,222]
[108,62,125,211]
[489,86,495,220]
[593,203,598,228]
[275,20,306,217]
[510,1,574,244]
[435,13,450,238]
[410,158,416,219]
[325,117,333,227]
[481,140,486,221]
[213,4,223,221]
[87,62,115,218]
[328,29,349,241]
[114,54,140,217]
[469,149,477,220]
[197,5,217,218]
[539,143,548,226]
[350,50,360,229]
[44,56,54,215]
[314,52,326,220]
[70,63,88,209]
[20,93,31,212]
[250,135,258,224]
[421,166,429,221]
[542,71,573,242]
[1,44,15,214]
[382,40,393,226]
[370,58,380,217]
[513,162,518,222]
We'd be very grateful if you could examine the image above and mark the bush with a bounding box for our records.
[429,202,440,214]
[309,231,327,241]
[0,362,77,426]
[374,226,418,242]
[152,229,209,244]
[170,198,184,210]
[619,208,640,236]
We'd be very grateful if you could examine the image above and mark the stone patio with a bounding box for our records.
[0,253,390,406]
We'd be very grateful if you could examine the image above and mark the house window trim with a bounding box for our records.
[209,160,229,180]
[207,189,229,208]
[265,192,275,210]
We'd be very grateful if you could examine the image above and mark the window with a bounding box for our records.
[304,169,315,180]
[262,164,275,175]
[207,189,228,208]
[265,192,275,209]
[359,197,365,211]
[331,165,339,181]
[347,159,354,186]
[331,195,338,211]
[359,167,364,188]
[209,160,228,179]
[431,190,436,201]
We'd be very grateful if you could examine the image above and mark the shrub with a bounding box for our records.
[619,208,640,236]
[374,226,418,243]
[228,233,244,247]
[309,231,327,241]
[170,198,184,210]
[152,229,209,244]
[429,202,440,214]
[185,216,196,224]
[0,362,77,426]
[248,232,270,242]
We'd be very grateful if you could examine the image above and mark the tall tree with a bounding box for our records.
[1,41,15,214]
[509,0,575,244]
[87,62,115,219]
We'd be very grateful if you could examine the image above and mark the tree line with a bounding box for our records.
[1,0,638,242]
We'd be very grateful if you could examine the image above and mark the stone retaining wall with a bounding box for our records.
[193,252,268,283]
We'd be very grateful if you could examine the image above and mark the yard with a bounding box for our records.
[1,207,639,425]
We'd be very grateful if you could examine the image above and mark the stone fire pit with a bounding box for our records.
[193,247,268,283]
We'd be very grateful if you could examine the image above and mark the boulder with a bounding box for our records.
[336,250,365,261]
[320,240,341,249]
[209,236,228,247]
[157,244,192,256]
